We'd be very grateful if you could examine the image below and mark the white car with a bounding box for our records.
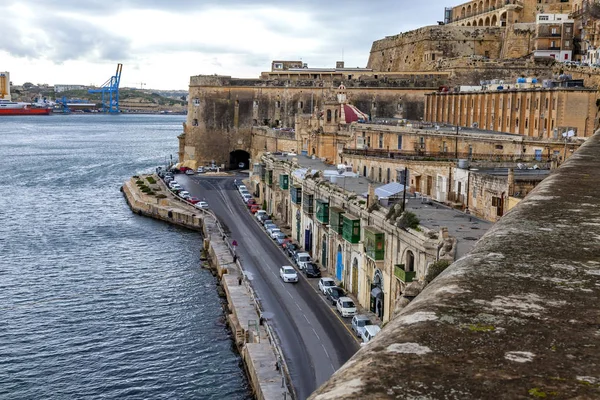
[336,297,357,318]
[318,277,336,294]
[195,201,209,209]
[268,228,281,239]
[351,315,373,338]
[242,194,252,203]
[185,169,195,175]
[168,181,179,188]
[239,189,250,197]
[238,162,245,169]
[196,167,205,173]
[295,252,312,270]
[170,184,182,191]
[279,266,298,283]
[360,325,381,344]
[255,210,267,220]
[178,190,191,199]
[238,185,247,192]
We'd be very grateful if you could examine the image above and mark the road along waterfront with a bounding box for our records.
[0,115,251,400]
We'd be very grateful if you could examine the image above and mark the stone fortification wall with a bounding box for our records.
[184,75,431,166]
[500,23,536,59]
[367,26,504,72]
[309,130,600,399]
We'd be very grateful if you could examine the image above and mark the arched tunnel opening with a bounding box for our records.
[229,150,250,170]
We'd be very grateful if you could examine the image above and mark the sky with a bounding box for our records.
[1,0,448,90]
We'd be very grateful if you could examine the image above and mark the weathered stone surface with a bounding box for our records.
[310,132,600,399]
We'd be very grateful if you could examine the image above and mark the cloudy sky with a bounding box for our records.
[1,0,448,90]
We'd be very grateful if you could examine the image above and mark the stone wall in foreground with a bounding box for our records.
[309,131,600,399]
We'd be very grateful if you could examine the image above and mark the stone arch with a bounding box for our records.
[500,11,507,26]
[334,109,339,122]
[466,21,471,26]
[484,0,489,10]
[479,18,484,26]
[363,165,367,177]
[461,6,466,18]
[378,167,382,182]
[370,166,374,179]
[485,16,491,26]
[229,149,250,170]
[491,14,497,26]
[370,268,384,319]
[479,1,483,12]
[467,4,472,16]
[386,168,391,183]
[473,3,478,15]
[326,109,332,122]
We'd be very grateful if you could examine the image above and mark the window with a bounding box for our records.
[298,101,304,109]
[539,15,549,21]
[379,133,384,148]
[432,53,436,60]
[275,101,281,108]
[516,118,519,127]
[525,118,529,129]
[327,109,332,122]
[253,100,259,107]
[495,144,503,150]
[545,98,548,109]
[565,40,570,47]
[192,118,198,126]
[551,27,557,35]
[526,98,530,109]
[193,98,200,106]
[566,27,571,33]
[397,135,403,150]
[274,63,283,69]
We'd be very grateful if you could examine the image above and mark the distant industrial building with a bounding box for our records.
[54,84,86,93]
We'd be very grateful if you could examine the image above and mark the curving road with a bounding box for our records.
[176,173,358,400]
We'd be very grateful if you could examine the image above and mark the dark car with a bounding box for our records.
[303,263,321,278]
[286,243,299,258]
[325,286,346,305]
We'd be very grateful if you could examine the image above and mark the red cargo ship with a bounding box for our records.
[0,99,51,115]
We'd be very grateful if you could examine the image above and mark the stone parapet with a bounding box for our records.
[309,130,600,399]
[122,177,291,400]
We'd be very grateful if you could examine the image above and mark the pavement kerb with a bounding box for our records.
[123,174,292,400]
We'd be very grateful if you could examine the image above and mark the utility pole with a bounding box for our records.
[455,124,459,159]
[401,167,408,212]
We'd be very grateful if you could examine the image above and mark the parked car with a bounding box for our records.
[295,252,312,270]
[164,176,174,183]
[168,181,179,188]
[238,162,245,169]
[285,243,299,258]
[242,194,252,203]
[196,167,205,173]
[238,185,247,193]
[262,219,273,227]
[170,184,183,191]
[255,210,267,220]
[336,297,357,318]
[318,277,336,294]
[351,315,373,337]
[360,325,381,344]
[185,169,195,175]
[268,228,282,239]
[303,262,321,278]
[195,201,209,209]
[246,198,257,208]
[250,204,261,214]
[178,190,191,197]
[279,266,298,283]
[325,286,346,305]
[187,197,200,204]
[240,190,250,198]
[274,232,288,246]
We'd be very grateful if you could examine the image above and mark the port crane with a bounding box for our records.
[89,63,123,113]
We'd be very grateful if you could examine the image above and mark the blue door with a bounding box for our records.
[336,250,344,281]
[535,149,542,161]
[304,229,312,253]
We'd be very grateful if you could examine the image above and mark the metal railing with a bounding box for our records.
[342,148,542,162]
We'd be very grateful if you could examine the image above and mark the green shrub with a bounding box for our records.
[156,194,167,199]
[425,260,451,284]
[136,180,144,185]
[146,176,156,184]
[398,211,420,229]
[133,175,140,179]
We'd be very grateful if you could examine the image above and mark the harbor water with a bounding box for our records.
[0,114,251,399]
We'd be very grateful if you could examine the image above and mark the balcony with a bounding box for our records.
[394,264,416,283]
[364,227,385,261]
[316,199,329,224]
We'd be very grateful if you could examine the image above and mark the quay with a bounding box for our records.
[122,175,292,400]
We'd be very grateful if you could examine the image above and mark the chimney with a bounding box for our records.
[367,183,376,208]
[507,168,515,196]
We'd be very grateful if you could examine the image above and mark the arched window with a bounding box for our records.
[334,109,338,122]
[406,250,415,272]
[326,109,332,122]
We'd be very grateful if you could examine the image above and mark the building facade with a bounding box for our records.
[534,13,575,61]
[424,85,596,138]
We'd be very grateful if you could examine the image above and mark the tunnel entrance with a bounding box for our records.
[230,150,250,170]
